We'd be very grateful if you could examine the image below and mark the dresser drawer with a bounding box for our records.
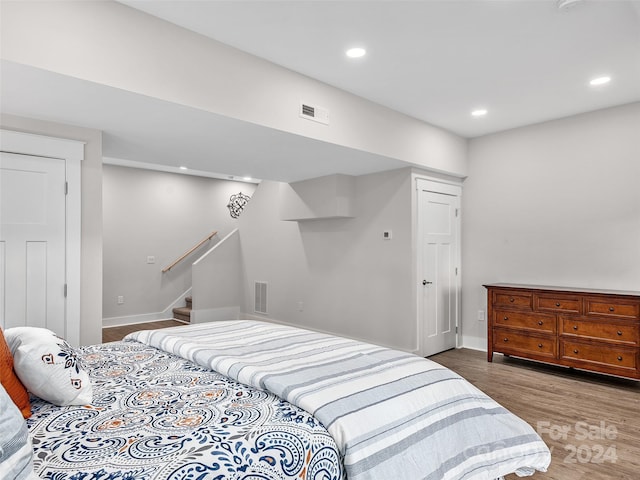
[493,291,532,310]
[561,340,637,371]
[561,317,639,346]
[586,298,640,319]
[495,310,556,334]
[535,294,581,314]
[493,328,555,358]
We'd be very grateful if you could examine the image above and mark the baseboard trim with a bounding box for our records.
[102,313,175,328]
[460,344,488,352]
[460,335,488,352]
[103,288,193,328]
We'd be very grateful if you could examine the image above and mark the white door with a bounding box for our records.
[0,152,67,334]
[418,186,460,356]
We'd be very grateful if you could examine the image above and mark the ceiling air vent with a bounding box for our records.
[300,101,329,125]
[254,281,268,315]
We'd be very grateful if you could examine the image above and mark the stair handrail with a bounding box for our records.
[162,230,218,273]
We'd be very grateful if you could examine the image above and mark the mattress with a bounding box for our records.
[128,320,551,480]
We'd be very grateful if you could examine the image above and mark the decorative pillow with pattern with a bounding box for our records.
[4,327,92,406]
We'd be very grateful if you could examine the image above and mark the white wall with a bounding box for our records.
[238,168,416,351]
[1,0,467,177]
[102,165,256,320]
[192,229,243,323]
[0,113,103,346]
[461,103,640,350]
[0,1,469,346]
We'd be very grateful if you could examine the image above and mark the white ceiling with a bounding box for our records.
[1,61,407,183]
[2,1,639,182]
[121,0,640,137]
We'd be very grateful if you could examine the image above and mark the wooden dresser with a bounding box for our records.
[485,284,640,380]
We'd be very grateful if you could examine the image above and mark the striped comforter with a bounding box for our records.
[127,320,550,480]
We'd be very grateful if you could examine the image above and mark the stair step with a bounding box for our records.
[172,296,192,323]
[172,306,191,323]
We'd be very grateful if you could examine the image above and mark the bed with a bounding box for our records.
[2,320,551,480]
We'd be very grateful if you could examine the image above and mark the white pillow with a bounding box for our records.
[0,384,36,480]
[4,327,92,406]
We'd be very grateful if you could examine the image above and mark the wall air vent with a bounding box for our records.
[254,281,268,315]
[299,101,330,125]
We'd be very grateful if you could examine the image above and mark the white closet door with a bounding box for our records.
[0,152,66,334]
[418,181,460,357]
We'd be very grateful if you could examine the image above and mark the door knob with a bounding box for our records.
[422,280,433,285]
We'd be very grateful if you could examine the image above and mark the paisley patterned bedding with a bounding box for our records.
[26,341,344,480]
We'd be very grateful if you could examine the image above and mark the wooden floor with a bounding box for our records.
[102,319,186,342]
[430,349,640,480]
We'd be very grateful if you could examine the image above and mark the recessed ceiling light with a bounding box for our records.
[589,76,611,86]
[346,47,366,58]
[179,166,188,170]
[471,109,488,117]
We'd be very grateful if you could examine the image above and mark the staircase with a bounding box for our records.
[172,296,192,323]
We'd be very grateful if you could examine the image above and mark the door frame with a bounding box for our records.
[1,129,84,344]
[412,173,462,357]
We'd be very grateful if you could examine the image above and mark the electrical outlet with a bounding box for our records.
[298,301,304,312]
[477,310,485,321]
[146,256,156,264]
[383,230,392,240]
[117,296,124,305]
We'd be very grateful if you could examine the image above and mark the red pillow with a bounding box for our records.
[0,328,31,418]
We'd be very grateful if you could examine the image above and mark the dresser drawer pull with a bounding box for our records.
[504,338,509,342]
[573,325,578,330]
[555,302,561,307]
[538,321,543,325]
[573,349,579,354]
[609,307,615,312]
[538,343,543,348]
[617,330,623,336]
[617,356,623,361]
[509,298,515,303]
[503,316,509,321]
